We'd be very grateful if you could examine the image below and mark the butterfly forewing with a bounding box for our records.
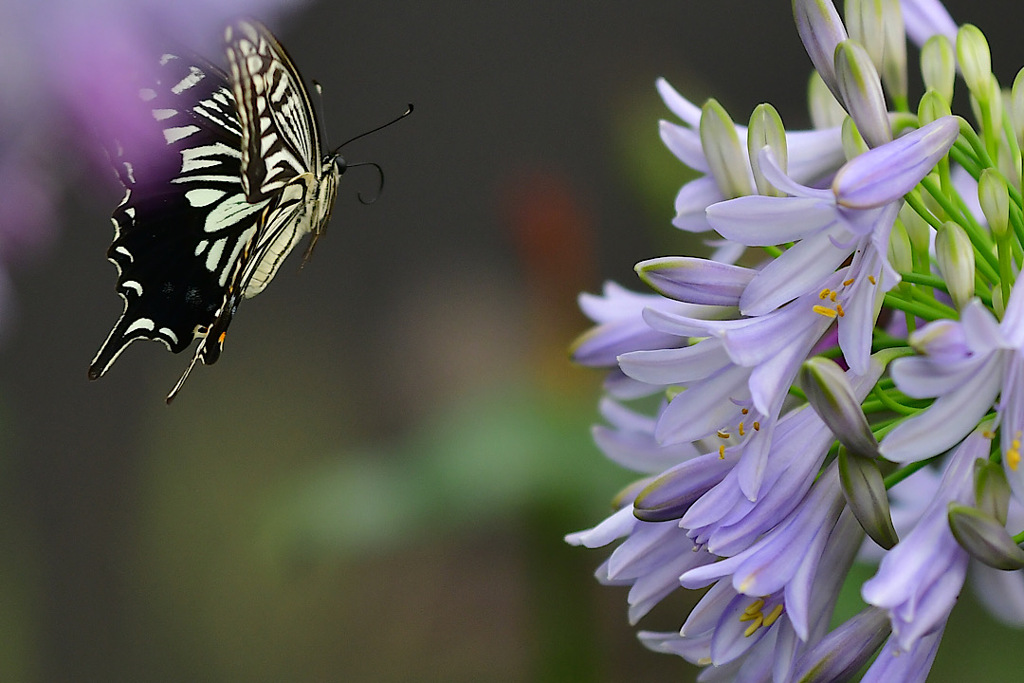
[90,53,270,380]
[225,20,322,202]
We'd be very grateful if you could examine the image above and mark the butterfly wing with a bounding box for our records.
[89,53,269,380]
[225,19,322,202]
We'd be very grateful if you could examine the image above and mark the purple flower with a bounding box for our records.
[862,430,982,649]
[570,2,1024,678]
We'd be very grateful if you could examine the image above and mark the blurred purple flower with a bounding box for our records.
[0,0,303,327]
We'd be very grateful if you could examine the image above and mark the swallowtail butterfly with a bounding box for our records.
[90,19,350,402]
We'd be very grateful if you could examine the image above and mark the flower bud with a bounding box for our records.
[841,116,869,159]
[791,606,891,683]
[839,447,899,549]
[879,0,907,104]
[978,168,1010,238]
[700,99,753,198]
[834,40,892,147]
[935,221,975,310]
[956,24,992,102]
[1012,68,1024,148]
[918,89,952,126]
[921,35,956,105]
[974,458,1011,526]
[844,0,884,71]
[948,503,1024,570]
[800,357,879,458]
[748,104,788,196]
[793,0,849,106]
[888,216,913,275]
[808,71,847,129]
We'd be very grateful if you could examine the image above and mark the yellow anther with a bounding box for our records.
[868,275,877,285]
[829,291,837,302]
[836,303,845,317]
[738,422,745,436]
[717,430,731,439]
[813,305,838,318]
[762,604,784,626]
[843,278,855,286]
[741,408,749,415]
[718,444,726,459]
[819,288,831,300]
[743,615,764,637]
[983,430,996,439]
[753,421,760,431]
[744,598,765,615]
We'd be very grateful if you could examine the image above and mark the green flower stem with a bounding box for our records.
[958,118,996,170]
[883,455,944,489]
[870,383,919,416]
[883,291,956,321]
[909,285,958,319]
[898,271,947,291]
[918,178,1000,280]
[996,229,1014,311]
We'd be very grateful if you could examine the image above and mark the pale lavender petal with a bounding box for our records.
[707,195,839,246]
[792,0,849,104]
[755,147,833,199]
[618,340,732,385]
[970,562,1024,627]
[833,117,960,209]
[593,425,699,474]
[786,126,847,183]
[565,505,637,548]
[656,76,703,127]
[899,0,958,47]
[674,178,723,232]
[661,119,710,172]
[861,625,943,683]
[881,354,1002,462]
[655,365,751,444]
[889,353,986,398]
[739,230,852,315]
[635,257,755,306]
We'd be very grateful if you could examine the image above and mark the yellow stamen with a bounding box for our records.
[717,430,731,439]
[843,278,855,286]
[836,303,845,317]
[819,288,830,300]
[829,291,837,302]
[983,430,996,440]
[744,598,765,615]
[813,305,838,318]
[868,275,877,285]
[762,604,784,626]
[741,408,749,415]
[738,422,745,436]
[1008,431,1023,471]
[742,615,764,637]
[718,444,726,459]
[753,421,760,431]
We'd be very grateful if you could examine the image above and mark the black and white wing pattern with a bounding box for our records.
[91,19,342,402]
[224,19,339,299]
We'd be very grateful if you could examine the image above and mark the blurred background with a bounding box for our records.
[2,0,1024,680]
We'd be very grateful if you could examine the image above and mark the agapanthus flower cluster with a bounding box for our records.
[569,0,1024,680]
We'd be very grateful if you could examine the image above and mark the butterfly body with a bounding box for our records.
[90,19,342,402]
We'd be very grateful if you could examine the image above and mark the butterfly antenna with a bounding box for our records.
[328,103,414,158]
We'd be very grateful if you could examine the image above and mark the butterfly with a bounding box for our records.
[90,19,347,403]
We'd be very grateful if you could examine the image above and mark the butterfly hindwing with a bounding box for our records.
[89,53,268,380]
